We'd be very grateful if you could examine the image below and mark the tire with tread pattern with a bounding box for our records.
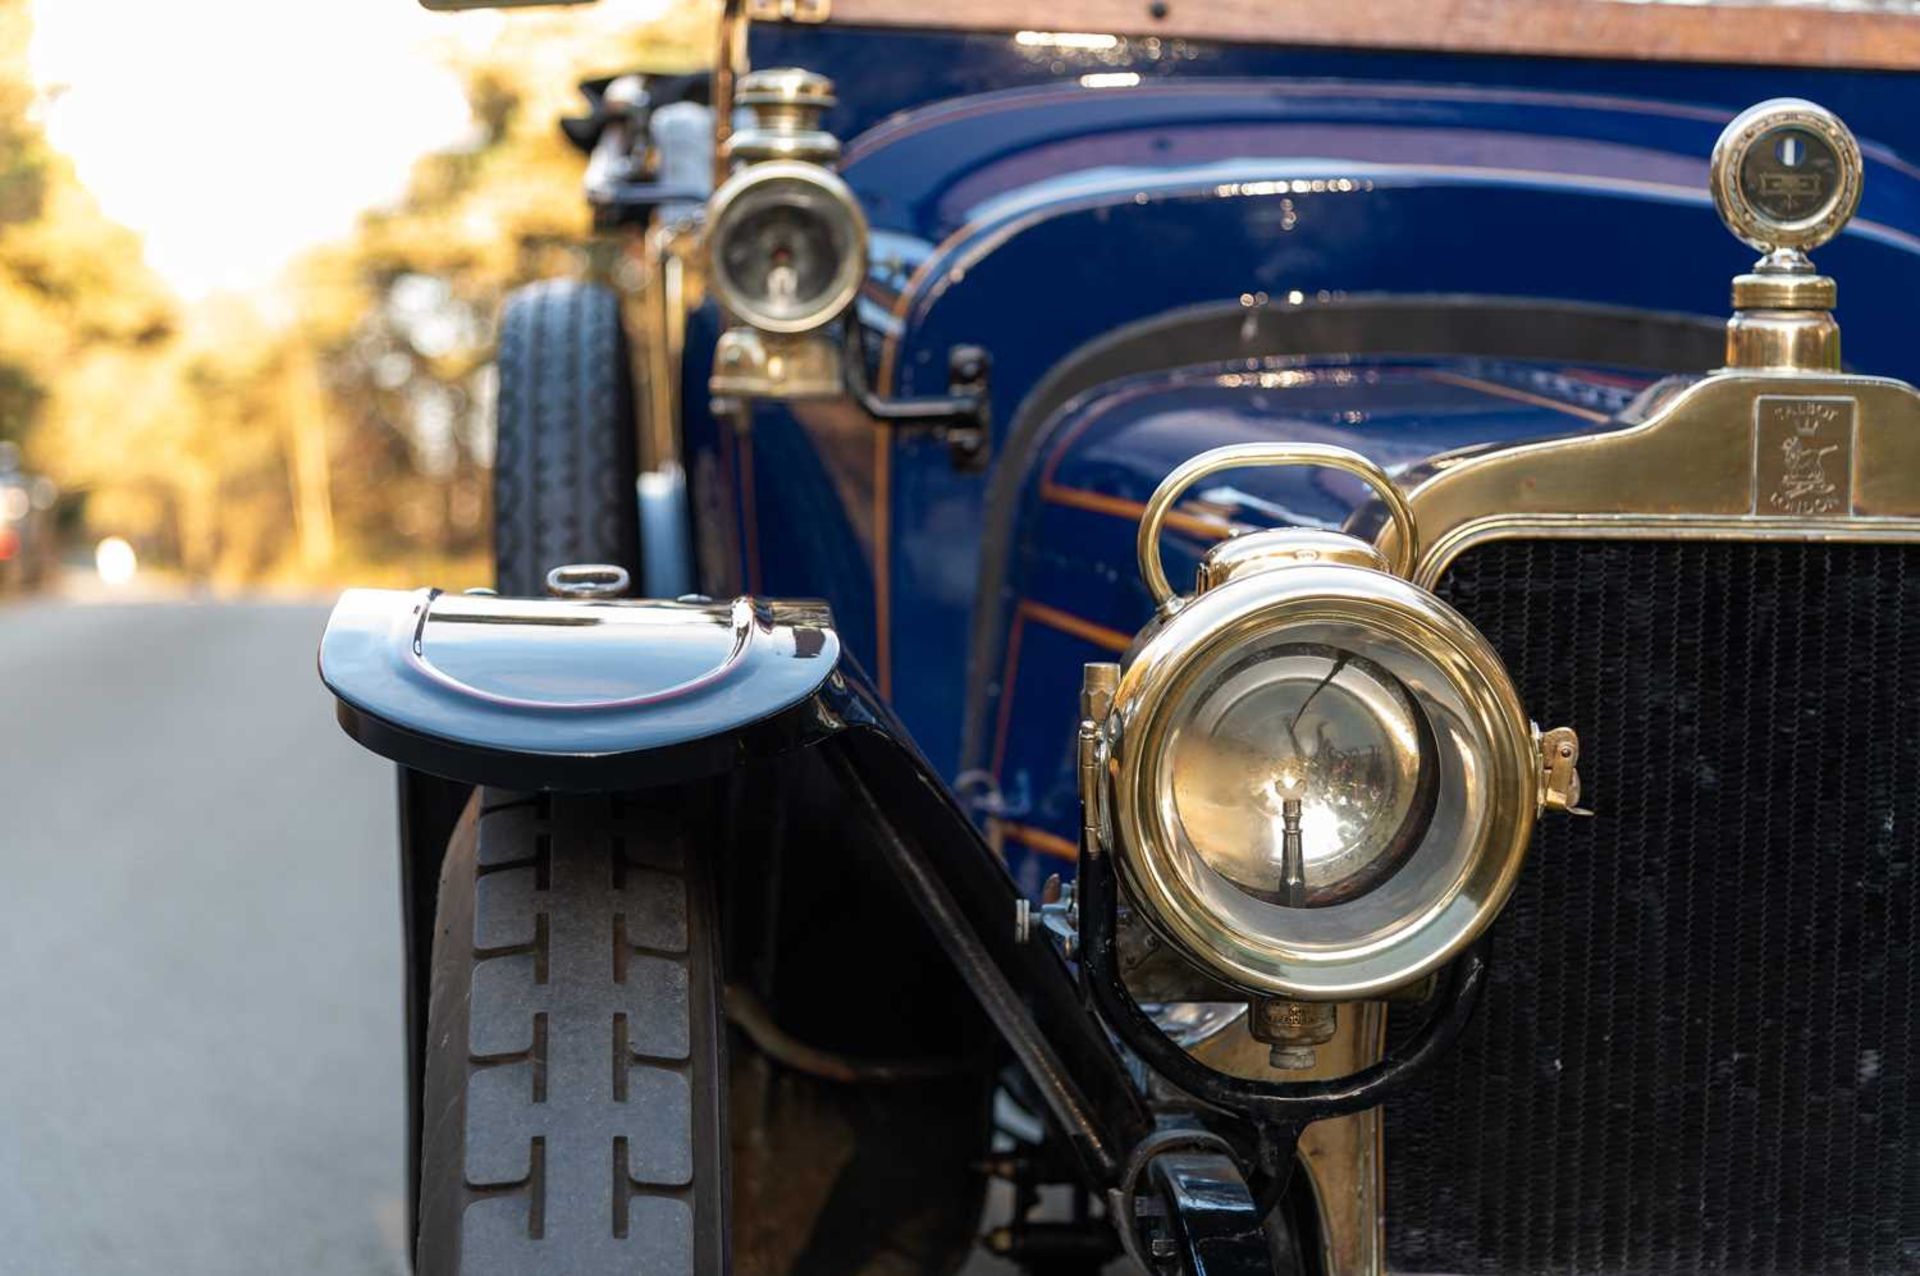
[493,280,642,597]
[415,790,727,1276]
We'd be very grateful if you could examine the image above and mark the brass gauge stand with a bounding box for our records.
[1711,99,1863,371]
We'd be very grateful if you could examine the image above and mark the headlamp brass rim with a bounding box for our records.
[706,159,869,336]
[1106,562,1537,1001]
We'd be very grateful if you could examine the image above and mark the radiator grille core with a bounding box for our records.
[1384,538,1920,1274]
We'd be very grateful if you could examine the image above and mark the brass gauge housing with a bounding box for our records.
[1709,99,1863,372]
[1095,444,1572,1001]
[1711,98,1861,255]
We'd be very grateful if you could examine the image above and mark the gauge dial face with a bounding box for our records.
[1740,124,1842,225]
[1164,642,1438,907]
[714,178,858,329]
[1710,99,1861,252]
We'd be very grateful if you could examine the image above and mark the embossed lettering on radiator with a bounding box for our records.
[1753,395,1856,516]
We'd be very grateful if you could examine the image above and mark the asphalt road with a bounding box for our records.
[0,600,408,1276]
[0,598,1032,1276]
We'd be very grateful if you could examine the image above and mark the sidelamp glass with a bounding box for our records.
[716,182,851,325]
[707,161,868,335]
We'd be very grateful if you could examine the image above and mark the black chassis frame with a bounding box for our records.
[323,588,1483,1270]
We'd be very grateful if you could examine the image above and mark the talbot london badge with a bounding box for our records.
[1754,395,1855,516]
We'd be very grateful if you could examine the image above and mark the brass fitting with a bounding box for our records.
[727,68,839,165]
[1709,100,1861,372]
[1250,999,1338,1071]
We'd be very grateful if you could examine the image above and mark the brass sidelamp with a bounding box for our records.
[708,68,867,399]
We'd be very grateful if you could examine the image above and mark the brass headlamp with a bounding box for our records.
[1087,444,1579,1001]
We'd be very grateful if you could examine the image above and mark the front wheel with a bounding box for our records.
[415,791,727,1276]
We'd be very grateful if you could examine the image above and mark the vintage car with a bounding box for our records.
[323,3,1920,1273]
[0,442,57,595]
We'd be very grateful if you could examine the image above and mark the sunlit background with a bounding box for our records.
[0,7,714,1271]
[3,0,707,595]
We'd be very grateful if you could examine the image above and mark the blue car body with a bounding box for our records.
[679,23,1920,894]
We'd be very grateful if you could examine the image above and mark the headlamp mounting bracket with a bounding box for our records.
[1073,829,1490,1221]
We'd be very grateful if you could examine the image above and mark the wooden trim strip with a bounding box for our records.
[987,607,1030,776]
[1421,368,1614,423]
[988,598,1131,780]
[995,819,1081,862]
[1041,482,1236,540]
[990,602,1036,771]
[988,597,1132,772]
[1020,598,1135,654]
[817,0,1920,73]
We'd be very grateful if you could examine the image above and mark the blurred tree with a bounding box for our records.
[0,0,179,559]
[6,0,715,587]
[289,0,715,588]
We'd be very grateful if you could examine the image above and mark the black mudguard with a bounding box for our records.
[320,588,842,789]
[317,587,1152,1212]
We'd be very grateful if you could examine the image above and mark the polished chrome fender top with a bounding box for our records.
[1086,443,1580,1001]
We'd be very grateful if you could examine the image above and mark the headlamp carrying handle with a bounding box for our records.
[1135,442,1419,612]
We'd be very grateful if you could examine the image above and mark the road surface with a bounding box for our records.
[0,600,407,1276]
[0,597,1031,1275]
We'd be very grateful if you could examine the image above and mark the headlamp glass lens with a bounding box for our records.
[716,180,852,326]
[1165,642,1437,907]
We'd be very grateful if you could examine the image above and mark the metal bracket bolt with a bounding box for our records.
[1538,725,1589,815]
[943,345,991,470]
[1250,999,1338,1072]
